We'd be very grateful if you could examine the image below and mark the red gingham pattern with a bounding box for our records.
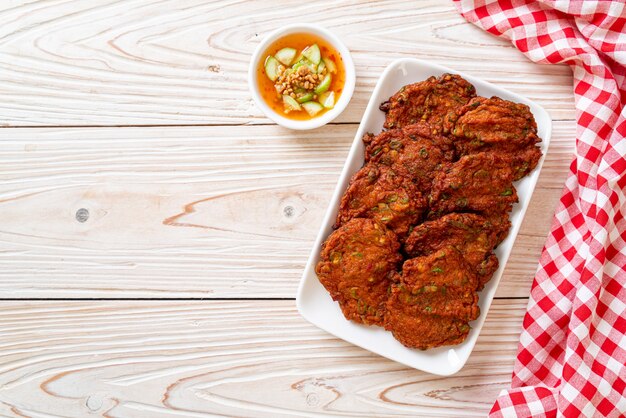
[453,1,626,417]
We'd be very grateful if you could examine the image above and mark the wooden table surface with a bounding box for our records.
[0,1,575,416]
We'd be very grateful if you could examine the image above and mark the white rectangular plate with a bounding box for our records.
[296,58,552,376]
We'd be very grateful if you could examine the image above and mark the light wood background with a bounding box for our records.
[0,0,575,416]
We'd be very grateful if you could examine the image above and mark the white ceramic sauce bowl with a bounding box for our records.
[248,23,356,130]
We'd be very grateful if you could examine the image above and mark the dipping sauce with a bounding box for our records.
[257,33,346,120]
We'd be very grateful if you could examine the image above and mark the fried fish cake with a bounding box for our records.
[476,253,499,289]
[404,213,509,289]
[401,247,479,299]
[316,218,402,326]
[452,96,543,180]
[484,213,512,244]
[452,96,539,152]
[363,122,455,193]
[404,213,506,260]
[391,282,479,321]
[384,247,479,349]
[385,289,471,350]
[429,152,518,217]
[398,247,480,321]
[380,74,476,133]
[507,145,543,180]
[335,163,427,240]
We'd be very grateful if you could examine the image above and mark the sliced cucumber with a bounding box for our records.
[292,59,317,73]
[275,47,296,66]
[302,101,324,116]
[314,73,332,94]
[323,57,337,73]
[302,44,321,65]
[293,52,304,64]
[319,91,335,108]
[317,60,326,74]
[264,56,280,81]
[282,95,301,112]
[297,92,314,103]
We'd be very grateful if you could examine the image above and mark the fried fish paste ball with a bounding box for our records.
[380,74,476,133]
[452,96,539,153]
[404,213,510,288]
[429,152,519,216]
[335,163,427,239]
[363,122,455,193]
[384,290,471,350]
[316,218,402,326]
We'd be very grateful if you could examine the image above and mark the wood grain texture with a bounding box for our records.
[0,300,525,418]
[0,122,574,298]
[0,0,574,127]
[0,1,579,415]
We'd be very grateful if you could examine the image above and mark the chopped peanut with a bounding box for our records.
[274,64,322,99]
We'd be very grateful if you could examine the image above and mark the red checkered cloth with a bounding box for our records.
[453,1,626,417]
